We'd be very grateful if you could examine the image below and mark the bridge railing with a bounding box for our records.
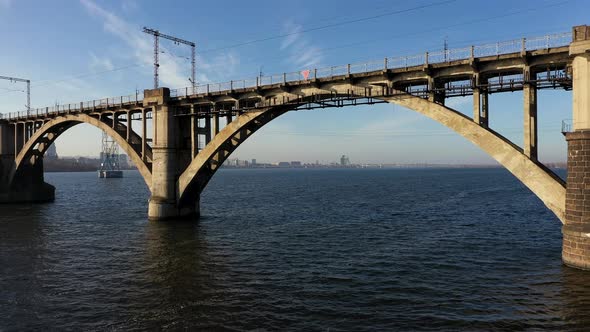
[1,91,145,121]
[1,32,572,121]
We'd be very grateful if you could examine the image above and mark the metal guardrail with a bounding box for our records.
[0,31,572,121]
[562,119,573,134]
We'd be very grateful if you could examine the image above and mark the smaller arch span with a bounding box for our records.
[10,113,153,189]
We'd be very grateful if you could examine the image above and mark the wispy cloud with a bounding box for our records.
[80,0,192,88]
[197,51,240,83]
[355,107,427,133]
[0,0,12,8]
[280,21,323,69]
[121,0,138,12]
[80,0,240,88]
[89,52,114,71]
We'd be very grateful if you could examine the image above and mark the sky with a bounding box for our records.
[0,0,588,165]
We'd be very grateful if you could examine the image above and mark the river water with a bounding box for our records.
[1,168,590,331]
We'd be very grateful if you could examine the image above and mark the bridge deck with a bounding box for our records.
[0,32,572,122]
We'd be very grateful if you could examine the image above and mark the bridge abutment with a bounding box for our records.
[0,121,54,203]
[563,25,590,270]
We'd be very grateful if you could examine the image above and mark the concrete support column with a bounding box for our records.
[141,109,147,162]
[190,105,198,157]
[144,88,198,221]
[473,88,482,124]
[15,123,23,155]
[213,113,220,136]
[472,73,489,127]
[204,115,212,145]
[126,111,131,141]
[428,77,445,105]
[563,25,590,270]
[472,89,489,127]
[0,122,15,191]
[22,122,26,147]
[523,82,538,160]
[0,123,15,156]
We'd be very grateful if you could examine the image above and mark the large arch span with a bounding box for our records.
[10,113,153,189]
[178,90,566,223]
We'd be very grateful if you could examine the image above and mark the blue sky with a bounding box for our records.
[0,0,587,164]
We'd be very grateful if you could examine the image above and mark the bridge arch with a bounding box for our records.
[10,113,153,189]
[177,91,566,223]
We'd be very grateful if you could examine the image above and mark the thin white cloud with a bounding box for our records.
[197,52,240,83]
[80,0,240,89]
[280,21,323,69]
[121,0,138,12]
[0,0,12,8]
[355,107,427,133]
[80,0,191,88]
[280,22,302,50]
[89,52,114,71]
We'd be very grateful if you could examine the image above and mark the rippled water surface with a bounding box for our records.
[2,168,590,331]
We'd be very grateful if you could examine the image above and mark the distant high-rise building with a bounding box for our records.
[118,154,129,168]
[251,159,256,166]
[340,155,350,166]
[45,144,58,160]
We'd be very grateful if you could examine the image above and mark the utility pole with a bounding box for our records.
[142,27,196,90]
[0,75,30,115]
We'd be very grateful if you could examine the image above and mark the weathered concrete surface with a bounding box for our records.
[571,26,590,130]
[146,88,197,220]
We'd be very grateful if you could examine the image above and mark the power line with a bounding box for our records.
[200,0,458,53]
[232,0,572,74]
[0,0,573,99]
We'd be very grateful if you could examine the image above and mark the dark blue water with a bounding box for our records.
[2,168,590,331]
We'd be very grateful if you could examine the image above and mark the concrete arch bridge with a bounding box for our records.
[1,25,590,269]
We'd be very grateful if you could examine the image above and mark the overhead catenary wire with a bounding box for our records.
[0,0,574,99]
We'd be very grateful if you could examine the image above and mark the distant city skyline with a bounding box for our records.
[2,0,586,164]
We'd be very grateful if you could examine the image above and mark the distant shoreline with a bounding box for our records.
[43,163,566,172]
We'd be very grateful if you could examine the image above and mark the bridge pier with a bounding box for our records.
[473,75,489,127]
[523,80,538,160]
[563,25,590,270]
[0,122,54,203]
[144,88,199,220]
